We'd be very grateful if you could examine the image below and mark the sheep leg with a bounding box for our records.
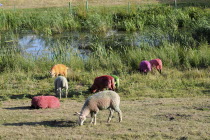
[159,69,162,74]
[56,89,58,97]
[90,112,97,125]
[107,108,114,123]
[91,111,98,125]
[58,87,62,99]
[90,112,94,124]
[65,88,68,98]
[115,108,122,122]
[54,89,57,96]
[93,113,97,125]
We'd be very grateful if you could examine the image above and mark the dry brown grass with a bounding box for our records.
[0,97,209,139]
[0,0,209,9]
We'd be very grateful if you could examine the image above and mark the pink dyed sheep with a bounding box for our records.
[31,96,60,109]
[139,60,152,74]
[149,58,162,74]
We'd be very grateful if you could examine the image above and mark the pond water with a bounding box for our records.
[1,30,168,59]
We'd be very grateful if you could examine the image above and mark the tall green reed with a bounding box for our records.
[0,5,209,36]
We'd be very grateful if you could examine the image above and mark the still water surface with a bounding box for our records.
[3,30,168,59]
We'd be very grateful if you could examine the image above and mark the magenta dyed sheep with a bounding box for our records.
[31,96,60,109]
[139,60,152,74]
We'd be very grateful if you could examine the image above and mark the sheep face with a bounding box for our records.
[90,89,97,93]
[89,85,97,93]
[78,115,86,126]
[50,71,56,77]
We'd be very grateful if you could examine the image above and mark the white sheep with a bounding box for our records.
[54,76,68,99]
[77,90,122,126]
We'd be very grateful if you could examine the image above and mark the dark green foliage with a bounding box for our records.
[193,26,210,44]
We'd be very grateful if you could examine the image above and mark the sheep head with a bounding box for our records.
[49,70,56,77]
[78,115,86,126]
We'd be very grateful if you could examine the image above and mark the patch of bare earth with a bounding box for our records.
[0,97,209,139]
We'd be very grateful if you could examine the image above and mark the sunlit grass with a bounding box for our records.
[0,98,209,139]
[0,43,209,100]
[0,3,209,35]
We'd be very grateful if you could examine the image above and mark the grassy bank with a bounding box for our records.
[0,3,209,35]
[0,42,209,101]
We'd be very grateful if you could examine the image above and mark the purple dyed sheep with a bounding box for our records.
[77,90,122,126]
[31,96,60,109]
[139,60,152,74]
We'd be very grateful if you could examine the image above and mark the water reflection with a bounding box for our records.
[18,35,47,56]
[2,30,168,59]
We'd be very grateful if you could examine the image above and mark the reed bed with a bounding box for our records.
[0,4,209,34]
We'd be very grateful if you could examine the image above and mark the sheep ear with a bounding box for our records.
[74,112,80,116]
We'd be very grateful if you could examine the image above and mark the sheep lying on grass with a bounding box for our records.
[139,60,152,74]
[31,96,60,109]
[90,75,115,93]
[150,58,162,74]
[54,76,68,99]
[50,64,69,77]
[77,90,122,126]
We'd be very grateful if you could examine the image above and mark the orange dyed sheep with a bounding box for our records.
[50,64,69,77]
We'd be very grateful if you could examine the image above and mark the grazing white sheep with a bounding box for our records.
[77,90,122,126]
[54,76,68,99]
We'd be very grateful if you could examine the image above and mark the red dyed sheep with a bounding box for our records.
[31,96,60,109]
[90,75,115,93]
[149,58,162,74]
